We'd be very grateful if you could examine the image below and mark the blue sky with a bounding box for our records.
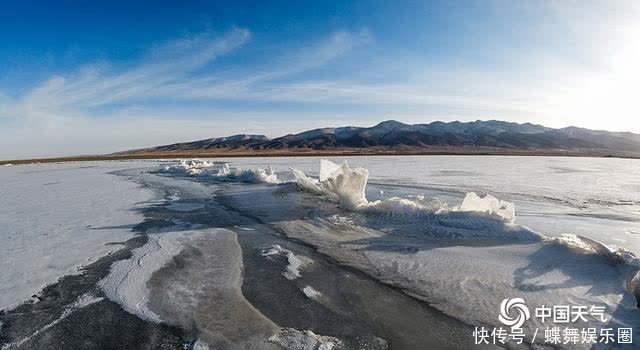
[1,0,638,159]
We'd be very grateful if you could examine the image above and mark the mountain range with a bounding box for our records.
[120,120,640,158]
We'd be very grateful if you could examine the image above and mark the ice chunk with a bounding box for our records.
[218,162,231,176]
[291,168,330,197]
[217,164,280,184]
[160,160,280,183]
[324,161,369,210]
[319,159,340,182]
[265,165,275,176]
[161,159,215,176]
[292,160,369,210]
[454,192,515,223]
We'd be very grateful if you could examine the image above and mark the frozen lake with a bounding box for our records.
[1,156,639,349]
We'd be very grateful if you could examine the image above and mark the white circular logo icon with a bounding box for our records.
[498,298,530,329]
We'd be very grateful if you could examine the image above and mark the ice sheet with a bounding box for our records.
[0,162,157,310]
[99,225,195,323]
[144,228,281,349]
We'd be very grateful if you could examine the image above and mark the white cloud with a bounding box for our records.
[0,28,377,159]
[19,28,250,112]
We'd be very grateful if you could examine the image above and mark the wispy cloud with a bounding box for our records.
[17,28,250,113]
[2,28,375,120]
[0,28,378,158]
[149,29,373,100]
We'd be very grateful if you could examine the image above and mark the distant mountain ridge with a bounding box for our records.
[146,134,270,152]
[121,120,640,156]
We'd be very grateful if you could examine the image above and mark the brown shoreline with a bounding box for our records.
[2,147,639,165]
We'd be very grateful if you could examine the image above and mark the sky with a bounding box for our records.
[0,0,639,159]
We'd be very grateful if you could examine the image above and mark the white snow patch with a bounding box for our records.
[262,245,310,280]
[269,328,341,350]
[301,286,322,300]
[192,338,210,350]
